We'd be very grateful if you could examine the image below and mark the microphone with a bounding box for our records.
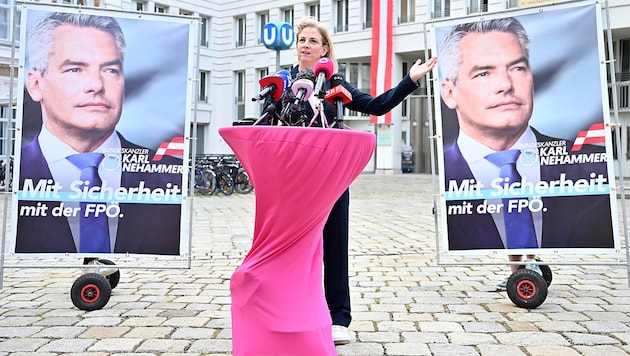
[291,68,315,103]
[280,69,315,123]
[252,69,291,101]
[325,73,352,129]
[313,57,334,98]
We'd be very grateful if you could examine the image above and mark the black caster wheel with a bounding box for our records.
[71,273,112,311]
[518,260,552,286]
[97,259,121,289]
[82,258,121,289]
[507,268,548,309]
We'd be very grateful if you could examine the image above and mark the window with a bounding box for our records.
[235,16,246,47]
[334,0,349,33]
[0,104,16,159]
[235,71,246,120]
[134,1,146,11]
[154,3,167,13]
[399,0,415,24]
[620,38,630,81]
[62,0,91,4]
[200,17,210,48]
[0,0,20,41]
[507,0,518,9]
[282,8,294,26]
[257,12,269,45]
[199,70,209,103]
[341,62,370,117]
[307,3,320,21]
[433,0,450,18]
[256,68,269,114]
[468,0,488,14]
[363,0,373,29]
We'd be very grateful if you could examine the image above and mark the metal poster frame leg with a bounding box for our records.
[604,0,630,286]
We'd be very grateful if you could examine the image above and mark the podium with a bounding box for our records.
[219,126,375,355]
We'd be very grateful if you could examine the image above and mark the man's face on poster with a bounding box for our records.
[441,31,534,143]
[27,25,125,142]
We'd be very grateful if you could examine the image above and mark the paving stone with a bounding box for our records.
[495,331,570,346]
[0,326,42,338]
[384,342,432,355]
[135,339,191,353]
[526,345,582,356]
[88,338,143,352]
[37,338,95,353]
[564,332,622,345]
[428,343,479,356]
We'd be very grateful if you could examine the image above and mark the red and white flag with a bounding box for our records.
[153,136,185,161]
[571,122,606,151]
[370,0,393,125]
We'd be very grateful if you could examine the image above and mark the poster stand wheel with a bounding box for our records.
[70,272,112,311]
[506,268,549,309]
[83,258,121,290]
[517,259,552,287]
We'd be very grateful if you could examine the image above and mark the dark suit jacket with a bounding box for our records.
[444,128,614,250]
[279,66,419,126]
[15,133,183,255]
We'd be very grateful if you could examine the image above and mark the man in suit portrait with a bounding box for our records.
[15,12,183,255]
[438,17,614,260]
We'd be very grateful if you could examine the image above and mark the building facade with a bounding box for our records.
[1,0,630,175]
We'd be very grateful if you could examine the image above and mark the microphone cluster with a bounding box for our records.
[238,58,352,127]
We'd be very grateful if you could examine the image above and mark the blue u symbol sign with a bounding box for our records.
[262,22,294,50]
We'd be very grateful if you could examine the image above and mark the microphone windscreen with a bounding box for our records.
[330,73,344,88]
[291,79,314,100]
[296,68,316,83]
[277,70,292,93]
[325,73,352,106]
[282,89,296,105]
[314,57,335,80]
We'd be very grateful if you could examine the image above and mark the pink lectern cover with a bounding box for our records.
[219,126,375,355]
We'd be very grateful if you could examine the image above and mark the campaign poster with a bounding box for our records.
[432,0,620,254]
[11,4,195,256]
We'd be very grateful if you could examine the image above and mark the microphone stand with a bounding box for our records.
[334,100,344,129]
[254,103,277,126]
[308,97,328,129]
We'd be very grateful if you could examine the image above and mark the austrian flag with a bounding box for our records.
[571,123,606,152]
[153,136,185,161]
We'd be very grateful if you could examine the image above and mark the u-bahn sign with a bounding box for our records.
[261,22,294,51]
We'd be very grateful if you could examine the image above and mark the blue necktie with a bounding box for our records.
[485,149,538,249]
[67,152,110,253]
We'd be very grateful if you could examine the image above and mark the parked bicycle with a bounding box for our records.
[0,157,13,191]
[189,158,216,195]
[214,155,253,194]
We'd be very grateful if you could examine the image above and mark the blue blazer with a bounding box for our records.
[15,134,183,255]
[444,129,614,250]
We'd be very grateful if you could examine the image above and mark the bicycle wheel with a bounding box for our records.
[204,169,217,195]
[235,170,253,193]
[194,168,212,195]
[217,172,235,195]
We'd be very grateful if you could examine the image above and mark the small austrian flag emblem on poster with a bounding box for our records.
[153,136,185,161]
[571,123,606,151]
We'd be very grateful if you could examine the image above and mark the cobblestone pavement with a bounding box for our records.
[1,173,630,355]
